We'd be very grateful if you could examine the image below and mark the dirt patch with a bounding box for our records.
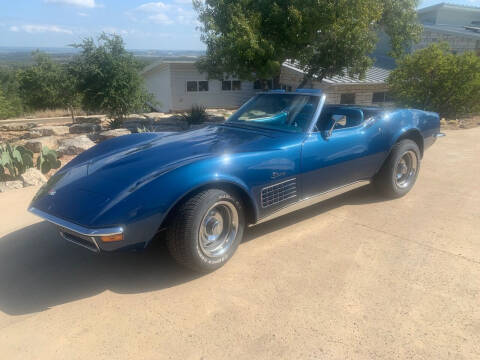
[441,116,480,130]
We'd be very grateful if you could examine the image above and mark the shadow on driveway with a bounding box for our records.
[0,185,386,316]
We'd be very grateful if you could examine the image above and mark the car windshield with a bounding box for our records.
[227,94,320,132]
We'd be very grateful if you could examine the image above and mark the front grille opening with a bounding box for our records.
[59,228,99,253]
[261,179,297,208]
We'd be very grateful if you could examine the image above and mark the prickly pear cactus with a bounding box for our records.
[36,146,61,174]
[0,143,34,178]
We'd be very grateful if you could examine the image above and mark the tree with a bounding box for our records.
[71,33,153,123]
[387,43,480,118]
[0,66,23,119]
[17,52,80,121]
[0,88,14,119]
[194,0,420,85]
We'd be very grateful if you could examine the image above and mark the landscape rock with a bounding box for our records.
[24,136,59,153]
[21,130,43,140]
[123,118,153,129]
[58,135,95,155]
[125,114,153,123]
[35,125,70,136]
[75,116,102,124]
[21,168,47,187]
[0,180,24,192]
[125,118,187,133]
[69,123,101,134]
[0,123,36,132]
[98,128,131,141]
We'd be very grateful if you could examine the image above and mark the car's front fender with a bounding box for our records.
[88,156,259,250]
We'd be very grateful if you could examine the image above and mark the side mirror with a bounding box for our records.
[325,115,347,138]
[326,120,336,138]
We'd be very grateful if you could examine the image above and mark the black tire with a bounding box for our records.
[374,139,421,198]
[166,189,245,272]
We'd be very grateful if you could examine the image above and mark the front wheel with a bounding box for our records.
[374,139,421,198]
[166,189,245,272]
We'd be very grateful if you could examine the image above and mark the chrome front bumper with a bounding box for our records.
[28,207,124,253]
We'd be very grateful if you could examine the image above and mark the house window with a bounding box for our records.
[198,81,209,92]
[222,80,232,91]
[254,79,277,90]
[232,80,242,91]
[280,84,292,92]
[372,92,393,104]
[187,80,209,92]
[186,81,198,92]
[340,93,356,104]
[222,80,242,91]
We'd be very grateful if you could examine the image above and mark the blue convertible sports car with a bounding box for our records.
[29,89,444,272]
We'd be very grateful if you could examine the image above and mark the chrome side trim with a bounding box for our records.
[255,180,370,225]
[28,207,124,237]
[434,133,446,138]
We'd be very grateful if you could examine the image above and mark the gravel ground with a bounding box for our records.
[0,128,479,359]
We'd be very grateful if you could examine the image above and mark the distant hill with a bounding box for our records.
[0,47,204,67]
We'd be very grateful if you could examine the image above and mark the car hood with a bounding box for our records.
[31,125,301,225]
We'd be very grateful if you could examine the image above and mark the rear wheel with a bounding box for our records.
[167,189,245,272]
[374,139,421,198]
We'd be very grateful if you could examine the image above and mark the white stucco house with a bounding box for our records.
[141,60,259,112]
[141,59,394,112]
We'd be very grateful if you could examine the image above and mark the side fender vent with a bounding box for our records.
[261,178,297,208]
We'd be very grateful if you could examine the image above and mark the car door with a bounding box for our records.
[300,108,386,198]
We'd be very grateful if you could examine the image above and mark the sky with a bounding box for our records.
[0,0,479,51]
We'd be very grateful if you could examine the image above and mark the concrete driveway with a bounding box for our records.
[0,128,479,359]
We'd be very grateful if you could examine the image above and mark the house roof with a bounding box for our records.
[142,57,392,85]
[417,2,480,14]
[423,24,480,40]
[283,60,392,85]
[141,59,197,75]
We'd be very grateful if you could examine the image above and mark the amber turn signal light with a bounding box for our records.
[100,234,123,242]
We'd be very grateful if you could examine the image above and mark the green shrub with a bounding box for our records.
[107,118,124,129]
[71,33,153,123]
[36,146,61,174]
[388,43,480,118]
[17,51,80,121]
[0,67,24,119]
[0,143,34,179]
[0,89,16,120]
[180,105,209,126]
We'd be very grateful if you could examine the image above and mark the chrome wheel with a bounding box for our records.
[395,150,418,189]
[198,201,239,258]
